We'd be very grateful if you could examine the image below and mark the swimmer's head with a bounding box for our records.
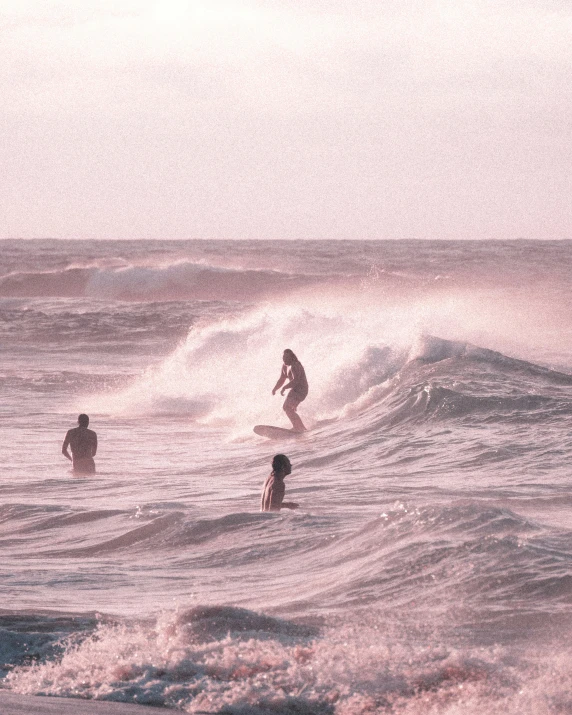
[283,349,298,365]
[78,414,89,427]
[272,454,292,476]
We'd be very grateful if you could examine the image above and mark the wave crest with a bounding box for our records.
[0,262,322,302]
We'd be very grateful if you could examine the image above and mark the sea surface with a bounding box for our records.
[1,238,572,714]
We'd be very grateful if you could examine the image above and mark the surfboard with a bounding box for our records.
[253,425,303,439]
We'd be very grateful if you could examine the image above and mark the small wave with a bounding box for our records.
[282,503,572,618]
[0,505,185,559]
[0,268,92,299]
[44,512,185,558]
[342,335,572,429]
[165,512,274,548]
[411,335,572,384]
[392,383,572,425]
[0,262,324,302]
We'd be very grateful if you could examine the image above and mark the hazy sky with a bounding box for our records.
[1,0,571,239]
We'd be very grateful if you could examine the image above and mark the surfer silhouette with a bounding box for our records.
[261,454,299,512]
[62,414,97,475]
[272,349,308,432]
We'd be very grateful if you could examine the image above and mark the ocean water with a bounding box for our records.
[1,238,572,714]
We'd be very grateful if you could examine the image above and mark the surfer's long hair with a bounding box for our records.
[283,349,299,362]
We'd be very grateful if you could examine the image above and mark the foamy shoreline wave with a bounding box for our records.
[3,605,572,714]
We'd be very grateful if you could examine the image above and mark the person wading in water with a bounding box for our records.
[62,414,98,475]
[260,454,299,512]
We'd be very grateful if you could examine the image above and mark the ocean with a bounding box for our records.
[1,238,572,714]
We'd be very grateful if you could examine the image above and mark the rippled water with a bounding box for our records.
[1,239,572,714]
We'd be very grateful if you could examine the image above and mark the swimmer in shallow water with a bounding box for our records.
[272,349,308,432]
[261,454,299,512]
[62,414,98,475]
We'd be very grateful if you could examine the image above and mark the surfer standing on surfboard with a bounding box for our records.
[272,349,308,432]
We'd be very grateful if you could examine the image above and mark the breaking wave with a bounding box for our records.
[0,262,329,302]
[83,293,572,433]
[4,601,572,714]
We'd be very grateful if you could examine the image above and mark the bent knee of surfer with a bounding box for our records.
[282,402,306,432]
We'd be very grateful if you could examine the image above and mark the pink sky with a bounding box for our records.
[1,0,571,239]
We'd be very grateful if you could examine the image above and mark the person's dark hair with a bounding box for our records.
[272,454,290,474]
[283,349,298,362]
[78,414,89,427]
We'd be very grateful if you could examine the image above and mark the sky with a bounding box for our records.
[1,0,571,240]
